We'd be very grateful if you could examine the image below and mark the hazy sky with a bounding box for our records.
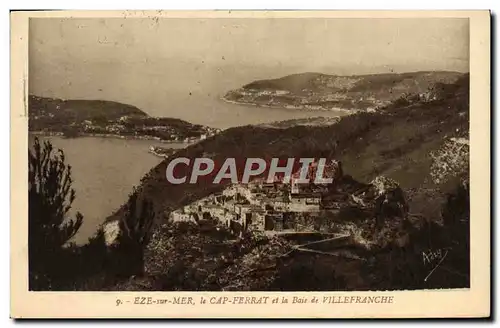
[29,17,469,118]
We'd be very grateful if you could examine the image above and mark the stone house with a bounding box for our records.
[234,204,266,231]
[289,193,322,212]
[169,210,196,223]
[264,212,285,231]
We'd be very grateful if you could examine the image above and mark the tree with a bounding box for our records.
[28,137,83,290]
[113,187,155,278]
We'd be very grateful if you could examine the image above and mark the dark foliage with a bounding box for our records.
[110,188,156,278]
[28,137,83,290]
[364,180,470,290]
[271,254,348,291]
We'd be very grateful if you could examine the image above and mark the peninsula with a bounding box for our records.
[223,71,464,112]
[28,95,220,143]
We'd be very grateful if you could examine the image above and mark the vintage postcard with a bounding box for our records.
[10,10,490,318]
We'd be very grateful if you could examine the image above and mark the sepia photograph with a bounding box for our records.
[10,10,490,318]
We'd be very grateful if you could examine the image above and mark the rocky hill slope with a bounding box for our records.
[108,73,468,223]
[92,73,469,292]
[29,72,471,292]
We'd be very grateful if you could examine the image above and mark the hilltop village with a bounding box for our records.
[169,159,347,235]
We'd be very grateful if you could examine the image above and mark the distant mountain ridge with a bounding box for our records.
[223,71,465,111]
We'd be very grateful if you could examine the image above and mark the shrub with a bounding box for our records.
[112,188,155,278]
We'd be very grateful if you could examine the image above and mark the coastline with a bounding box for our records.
[258,116,344,129]
[29,130,199,145]
[220,96,363,115]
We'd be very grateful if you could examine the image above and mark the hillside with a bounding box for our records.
[28,95,218,142]
[92,73,470,292]
[258,116,342,129]
[223,71,465,111]
[42,73,470,292]
[108,73,469,224]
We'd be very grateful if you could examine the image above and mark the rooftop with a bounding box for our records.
[291,192,322,199]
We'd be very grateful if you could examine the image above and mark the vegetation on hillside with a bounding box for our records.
[28,73,470,291]
[28,138,157,290]
[107,74,468,223]
[101,73,470,291]
[28,138,83,290]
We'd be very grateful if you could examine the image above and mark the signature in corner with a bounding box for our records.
[422,247,451,282]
